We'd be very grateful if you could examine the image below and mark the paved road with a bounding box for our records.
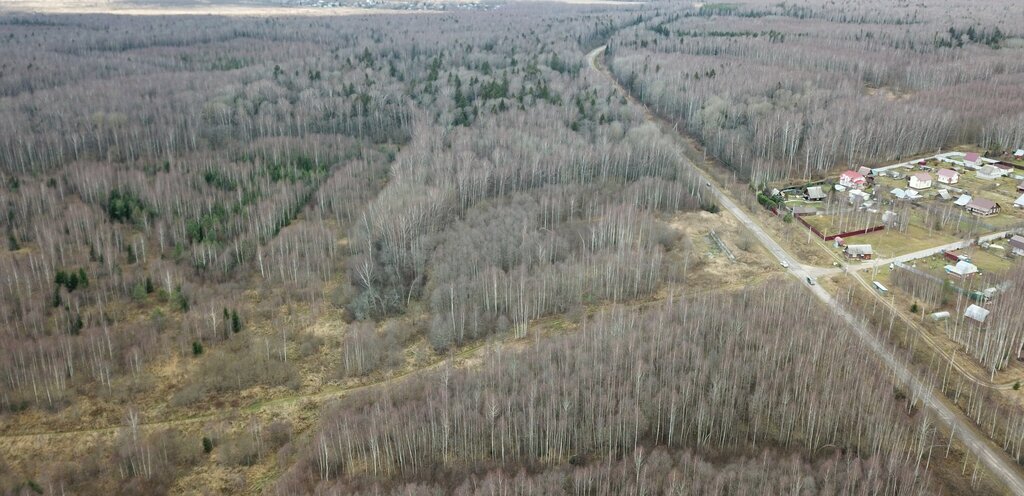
[587,45,1024,495]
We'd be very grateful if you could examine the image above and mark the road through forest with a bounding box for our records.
[586,44,1024,495]
[2,43,1022,496]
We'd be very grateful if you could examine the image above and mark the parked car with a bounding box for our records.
[780,261,790,268]
[806,276,816,286]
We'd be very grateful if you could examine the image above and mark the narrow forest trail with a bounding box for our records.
[0,271,766,443]
[587,44,1024,495]
[0,340,490,441]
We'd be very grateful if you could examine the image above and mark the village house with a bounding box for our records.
[857,166,873,178]
[964,304,990,325]
[1009,235,1024,257]
[844,244,873,260]
[937,168,959,184]
[945,260,979,278]
[965,197,1000,216]
[976,164,1006,180]
[839,170,866,189]
[909,172,932,189]
[964,152,983,168]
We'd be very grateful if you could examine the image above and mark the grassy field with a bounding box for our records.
[906,246,1017,277]
[847,222,958,258]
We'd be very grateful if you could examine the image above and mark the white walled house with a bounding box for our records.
[936,168,958,184]
[909,172,932,189]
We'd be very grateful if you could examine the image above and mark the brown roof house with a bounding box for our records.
[965,197,1000,216]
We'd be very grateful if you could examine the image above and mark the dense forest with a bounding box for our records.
[281,284,944,494]
[607,0,1024,183]
[0,0,1022,494]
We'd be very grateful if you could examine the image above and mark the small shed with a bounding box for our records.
[930,311,950,321]
[954,194,973,207]
[945,260,979,278]
[1009,235,1024,257]
[943,251,964,262]
[844,244,873,260]
[1014,193,1024,209]
[806,186,826,201]
[848,189,870,205]
[964,304,990,325]
[937,189,952,200]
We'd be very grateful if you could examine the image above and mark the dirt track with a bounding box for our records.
[587,44,1024,495]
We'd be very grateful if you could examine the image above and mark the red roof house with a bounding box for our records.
[964,152,982,167]
[839,170,866,188]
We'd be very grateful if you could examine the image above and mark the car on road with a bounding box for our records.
[705,181,711,187]
[780,261,790,268]
[806,276,816,286]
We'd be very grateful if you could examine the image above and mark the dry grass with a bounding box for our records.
[852,223,959,258]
